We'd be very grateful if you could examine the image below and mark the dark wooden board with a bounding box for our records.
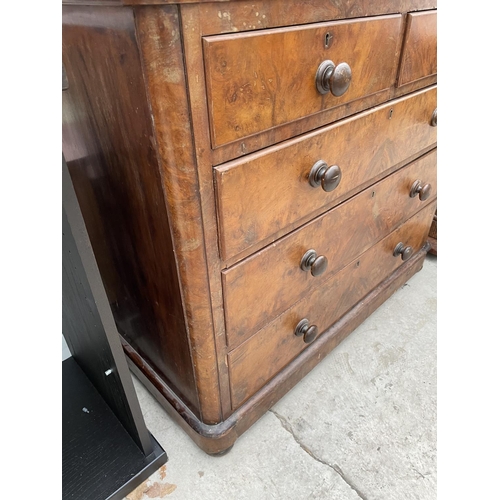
[63,157,153,455]
[62,5,200,418]
[62,357,167,500]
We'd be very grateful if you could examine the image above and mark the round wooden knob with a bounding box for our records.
[410,180,432,201]
[316,60,352,97]
[393,242,413,261]
[308,160,342,192]
[295,318,319,344]
[300,249,328,276]
[430,108,437,127]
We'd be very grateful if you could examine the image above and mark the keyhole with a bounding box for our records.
[389,108,394,119]
[324,32,332,48]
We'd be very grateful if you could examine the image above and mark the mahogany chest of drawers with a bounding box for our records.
[62,0,437,455]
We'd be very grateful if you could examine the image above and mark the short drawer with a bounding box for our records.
[215,86,437,260]
[397,10,437,87]
[203,14,403,148]
[228,201,436,409]
[222,149,437,350]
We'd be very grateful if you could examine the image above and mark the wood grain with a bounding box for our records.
[203,15,403,147]
[398,10,437,86]
[392,73,436,98]
[197,0,437,35]
[210,90,395,165]
[63,0,123,5]
[223,149,437,349]
[62,0,439,451]
[123,243,430,454]
[180,3,234,419]
[62,6,200,416]
[134,5,222,424]
[215,86,437,260]
[228,201,436,408]
[64,0,437,8]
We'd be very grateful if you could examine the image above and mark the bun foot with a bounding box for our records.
[206,445,234,457]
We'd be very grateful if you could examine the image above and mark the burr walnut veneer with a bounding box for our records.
[62,0,437,454]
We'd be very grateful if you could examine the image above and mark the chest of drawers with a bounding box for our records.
[62,0,437,455]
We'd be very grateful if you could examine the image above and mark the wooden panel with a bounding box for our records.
[197,0,437,35]
[210,90,393,165]
[62,6,200,417]
[64,0,436,8]
[180,3,234,419]
[203,15,403,147]
[134,5,223,424]
[398,10,437,87]
[215,86,437,260]
[223,149,437,349]
[392,73,436,98]
[60,1,438,21]
[229,201,436,409]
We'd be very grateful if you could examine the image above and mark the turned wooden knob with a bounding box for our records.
[393,242,413,261]
[309,160,342,192]
[300,249,328,276]
[316,60,352,97]
[409,180,432,201]
[295,318,319,344]
[430,108,437,127]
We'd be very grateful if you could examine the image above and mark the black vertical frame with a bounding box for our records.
[62,155,153,456]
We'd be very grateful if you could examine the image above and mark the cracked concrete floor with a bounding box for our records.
[125,254,436,500]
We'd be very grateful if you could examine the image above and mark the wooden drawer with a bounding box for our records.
[215,86,437,260]
[222,149,436,350]
[203,14,403,148]
[228,201,436,409]
[398,10,437,87]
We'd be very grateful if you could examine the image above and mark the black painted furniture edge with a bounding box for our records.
[62,357,167,500]
[62,155,154,455]
[63,153,168,498]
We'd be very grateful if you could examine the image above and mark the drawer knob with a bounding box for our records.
[309,160,342,192]
[300,249,328,276]
[410,180,432,201]
[316,60,352,97]
[393,242,413,261]
[430,108,437,127]
[295,318,319,344]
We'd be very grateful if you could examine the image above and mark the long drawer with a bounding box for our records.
[222,149,437,350]
[228,201,436,409]
[215,86,437,260]
[203,14,403,147]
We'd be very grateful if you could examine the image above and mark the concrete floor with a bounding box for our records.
[124,254,436,500]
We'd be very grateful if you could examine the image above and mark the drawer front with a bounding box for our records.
[203,15,403,148]
[228,201,436,409]
[215,86,437,260]
[223,149,436,350]
[397,11,437,87]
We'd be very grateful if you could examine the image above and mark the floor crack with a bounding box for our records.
[332,464,370,500]
[269,409,369,500]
